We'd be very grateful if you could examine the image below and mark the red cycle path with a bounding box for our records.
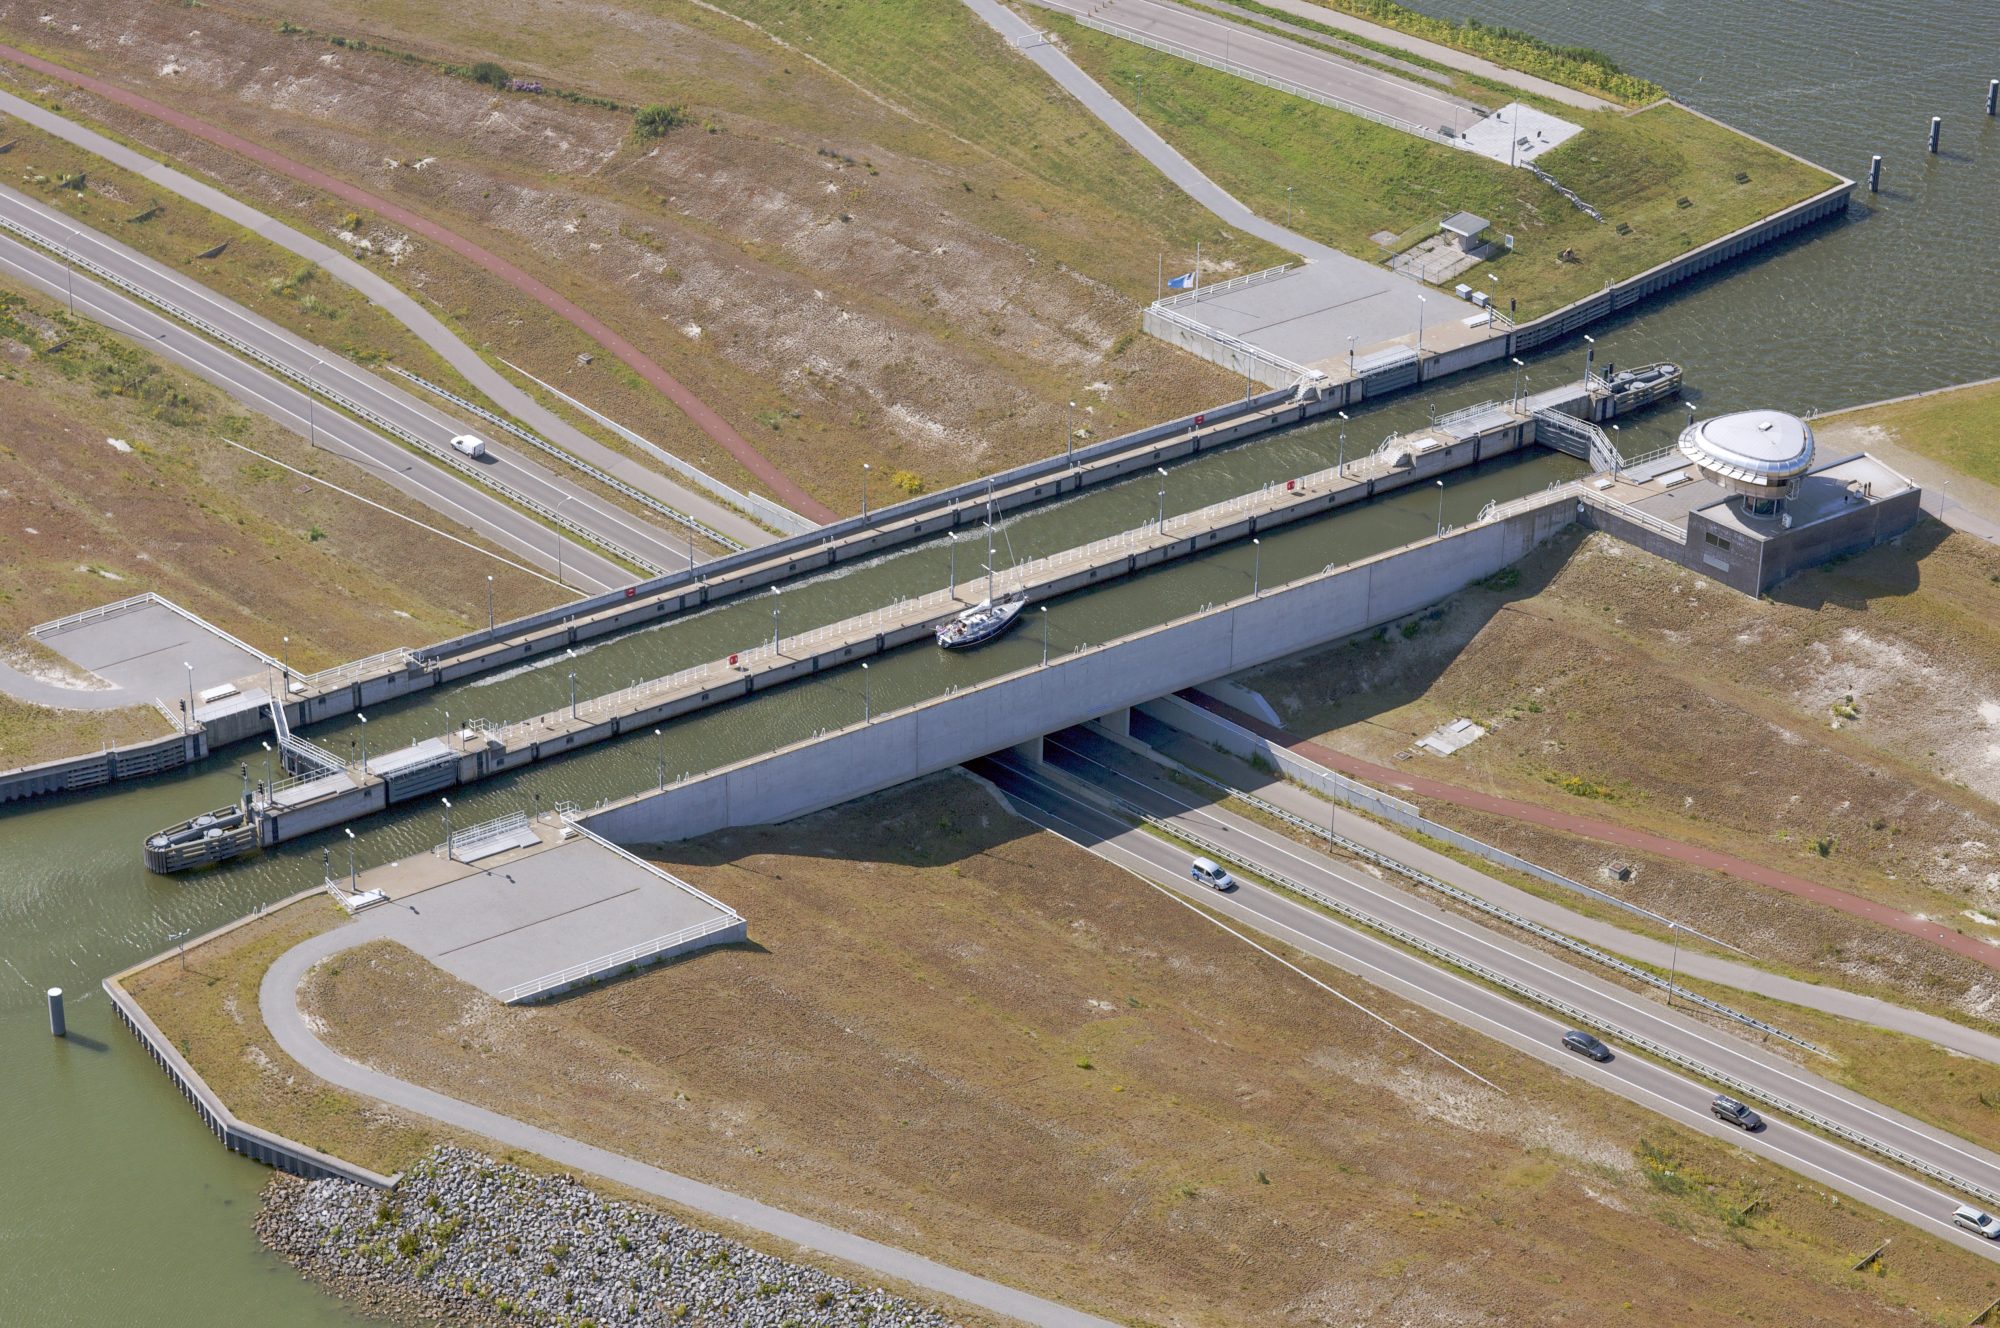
[1185,689,2000,972]
[0,44,836,522]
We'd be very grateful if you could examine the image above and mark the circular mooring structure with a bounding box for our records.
[1677,409,1815,518]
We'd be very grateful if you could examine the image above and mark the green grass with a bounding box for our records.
[705,0,1293,291]
[1824,378,2000,490]
[1052,19,1837,319]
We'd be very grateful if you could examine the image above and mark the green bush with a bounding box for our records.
[634,104,692,139]
[469,61,511,88]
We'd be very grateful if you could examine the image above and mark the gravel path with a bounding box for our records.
[259,1145,962,1328]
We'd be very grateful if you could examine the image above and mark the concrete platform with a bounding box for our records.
[349,821,743,1002]
[16,596,271,712]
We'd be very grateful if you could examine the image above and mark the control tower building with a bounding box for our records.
[1676,409,1815,521]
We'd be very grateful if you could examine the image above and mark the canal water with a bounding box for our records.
[5,2,1998,1319]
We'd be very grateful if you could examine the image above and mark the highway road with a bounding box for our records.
[976,742,2000,1264]
[0,184,699,583]
[0,85,774,549]
[1021,0,1487,135]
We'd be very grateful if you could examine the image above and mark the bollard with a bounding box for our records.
[1988,80,1998,116]
[48,987,65,1038]
[1868,155,1882,193]
[1928,116,1941,153]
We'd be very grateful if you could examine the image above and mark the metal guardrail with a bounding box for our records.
[390,367,741,553]
[497,357,814,538]
[1151,263,1294,310]
[438,809,531,859]
[1206,791,1824,1054]
[1158,817,2000,1211]
[1076,14,1456,146]
[298,646,418,694]
[0,212,665,577]
[1147,304,1308,382]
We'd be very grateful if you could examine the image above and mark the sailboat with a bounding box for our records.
[937,496,1026,650]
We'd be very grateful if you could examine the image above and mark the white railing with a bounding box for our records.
[0,211,666,577]
[32,591,158,638]
[1147,304,1308,381]
[1580,488,1688,542]
[1150,263,1294,310]
[498,915,741,1003]
[1432,399,1512,432]
[438,809,530,859]
[298,646,418,694]
[1076,15,1457,147]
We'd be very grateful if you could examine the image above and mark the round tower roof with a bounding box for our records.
[1678,410,1814,489]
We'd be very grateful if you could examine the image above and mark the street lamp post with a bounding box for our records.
[1336,410,1349,478]
[441,796,453,862]
[1434,478,1446,538]
[568,670,578,719]
[344,827,358,892]
[861,661,871,722]
[357,712,368,769]
[770,588,782,651]
[1066,399,1076,465]
[184,661,195,719]
[1156,467,1168,531]
[554,494,576,587]
[1251,537,1261,597]
[486,575,494,631]
[862,462,872,520]
[947,532,958,599]
[1415,294,1427,363]
[1040,605,1050,666]
[1582,332,1596,387]
[655,728,665,791]
[1510,356,1526,409]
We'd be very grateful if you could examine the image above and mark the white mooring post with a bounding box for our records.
[1928,116,1942,154]
[48,987,65,1038]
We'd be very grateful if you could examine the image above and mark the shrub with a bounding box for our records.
[634,104,691,139]
[469,61,511,89]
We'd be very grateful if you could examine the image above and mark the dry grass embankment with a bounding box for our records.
[0,278,565,763]
[1052,19,1836,321]
[301,772,1998,1328]
[1238,525,2000,1017]
[0,0,1270,510]
[122,895,441,1176]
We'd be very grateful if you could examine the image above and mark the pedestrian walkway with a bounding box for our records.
[1185,689,2000,973]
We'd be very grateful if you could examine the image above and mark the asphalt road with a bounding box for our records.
[977,744,2000,1264]
[0,184,696,585]
[0,223,628,592]
[0,85,772,549]
[1023,0,1486,134]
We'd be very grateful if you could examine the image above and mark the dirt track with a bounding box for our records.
[1186,688,2000,973]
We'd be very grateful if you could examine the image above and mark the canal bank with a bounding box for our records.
[5,4,2000,1324]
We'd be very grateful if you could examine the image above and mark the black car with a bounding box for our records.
[1561,1030,1613,1062]
[1711,1095,1764,1131]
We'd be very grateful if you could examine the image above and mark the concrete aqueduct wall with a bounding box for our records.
[587,500,1573,842]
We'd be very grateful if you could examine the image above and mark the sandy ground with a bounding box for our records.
[298,772,1997,1328]
[1236,525,2000,1019]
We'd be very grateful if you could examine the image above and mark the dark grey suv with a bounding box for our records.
[1711,1095,1763,1130]
[1561,1030,1613,1062]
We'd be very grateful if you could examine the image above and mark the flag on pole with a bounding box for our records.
[1166,271,1196,290]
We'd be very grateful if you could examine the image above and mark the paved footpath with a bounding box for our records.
[260,923,1118,1328]
[1135,725,2000,1064]
[1186,689,2000,973]
[0,46,829,525]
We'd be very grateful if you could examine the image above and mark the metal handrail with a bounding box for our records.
[32,591,157,638]
[298,646,418,694]
[1151,263,1294,310]
[499,915,740,1003]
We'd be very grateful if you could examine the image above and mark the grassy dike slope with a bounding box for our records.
[1050,16,1836,320]
[282,773,2000,1328]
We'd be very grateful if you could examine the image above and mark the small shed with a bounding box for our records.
[1440,211,1490,252]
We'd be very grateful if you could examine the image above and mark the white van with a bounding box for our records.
[450,433,490,459]
[1190,857,1234,892]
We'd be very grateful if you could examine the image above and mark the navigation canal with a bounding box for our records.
[5,2,1998,1320]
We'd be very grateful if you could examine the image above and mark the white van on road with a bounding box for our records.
[1190,857,1235,892]
[450,433,490,459]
